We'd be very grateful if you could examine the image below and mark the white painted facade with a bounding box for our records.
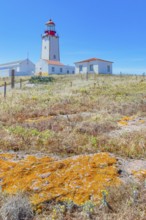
[0,59,35,77]
[41,35,60,61]
[75,58,113,74]
[36,59,74,75]
[48,64,75,74]
[36,19,75,75]
[36,59,48,74]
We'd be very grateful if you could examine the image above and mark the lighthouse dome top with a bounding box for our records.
[46,19,55,26]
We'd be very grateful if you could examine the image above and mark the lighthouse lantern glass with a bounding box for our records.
[48,24,55,31]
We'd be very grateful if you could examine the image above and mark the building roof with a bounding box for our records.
[0,60,24,67]
[46,19,55,26]
[75,58,113,64]
[44,60,64,66]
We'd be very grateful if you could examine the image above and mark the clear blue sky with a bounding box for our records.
[0,0,146,74]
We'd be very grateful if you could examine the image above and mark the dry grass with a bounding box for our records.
[34,183,146,220]
[0,74,146,158]
[0,76,30,87]
[0,193,34,220]
[0,74,146,219]
[95,130,146,158]
[0,184,145,220]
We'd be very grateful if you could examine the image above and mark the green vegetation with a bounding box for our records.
[29,76,55,84]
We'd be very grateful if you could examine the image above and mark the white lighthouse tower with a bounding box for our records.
[41,19,60,61]
[36,19,75,75]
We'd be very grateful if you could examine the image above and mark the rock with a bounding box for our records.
[40,172,51,179]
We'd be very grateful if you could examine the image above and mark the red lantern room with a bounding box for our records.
[44,19,56,36]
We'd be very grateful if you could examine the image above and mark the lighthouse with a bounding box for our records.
[36,19,75,75]
[41,19,60,61]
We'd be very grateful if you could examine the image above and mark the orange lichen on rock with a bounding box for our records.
[0,153,16,179]
[121,116,133,121]
[118,120,128,126]
[132,169,146,180]
[118,116,133,126]
[0,152,120,205]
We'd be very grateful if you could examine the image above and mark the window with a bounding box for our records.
[44,46,47,49]
[52,67,55,72]
[79,65,83,72]
[67,70,69,74]
[90,64,93,71]
[53,55,56,59]
[107,65,110,73]
[60,68,62,73]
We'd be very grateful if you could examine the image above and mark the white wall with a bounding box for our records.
[49,36,60,61]
[0,64,18,78]
[41,37,50,60]
[49,65,75,74]
[36,59,75,75]
[0,59,35,77]
[63,65,75,74]
[35,59,48,74]
[49,65,62,74]
[98,61,112,74]
[75,60,112,74]
[19,59,35,76]
[75,63,87,74]
[41,35,60,61]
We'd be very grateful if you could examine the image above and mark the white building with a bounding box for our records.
[0,59,35,77]
[36,59,74,75]
[75,58,113,74]
[36,19,75,75]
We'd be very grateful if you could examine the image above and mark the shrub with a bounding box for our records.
[0,193,34,220]
[29,76,55,84]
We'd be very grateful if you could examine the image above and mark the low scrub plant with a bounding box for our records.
[82,200,95,219]
[29,76,55,84]
[0,193,34,220]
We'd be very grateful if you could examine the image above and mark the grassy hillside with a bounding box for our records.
[0,74,146,219]
[0,74,146,158]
